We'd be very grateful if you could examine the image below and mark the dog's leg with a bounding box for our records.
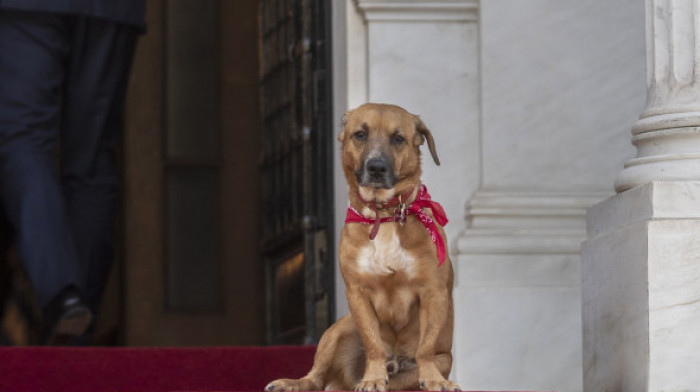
[414,288,461,391]
[346,286,390,391]
[265,315,361,391]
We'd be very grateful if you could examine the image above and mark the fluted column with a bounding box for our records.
[615,0,700,192]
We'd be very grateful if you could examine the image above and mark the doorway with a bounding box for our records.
[121,0,334,345]
[122,0,262,345]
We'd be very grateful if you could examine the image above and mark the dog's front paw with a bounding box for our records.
[354,378,389,392]
[419,379,461,391]
[265,379,296,392]
[265,378,318,392]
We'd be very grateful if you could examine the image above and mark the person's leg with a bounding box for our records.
[0,11,83,308]
[0,11,92,344]
[60,17,138,314]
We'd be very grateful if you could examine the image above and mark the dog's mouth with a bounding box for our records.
[355,174,397,204]
[355,171,396,190]
[357,178,393,189]
[357,183,396,204]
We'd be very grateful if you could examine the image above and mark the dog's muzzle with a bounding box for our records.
[356,156,396,189]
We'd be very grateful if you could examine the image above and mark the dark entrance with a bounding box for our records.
[0,0,335,346]
[259,0,335,344]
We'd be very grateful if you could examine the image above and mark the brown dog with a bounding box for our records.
[265,103,459,392]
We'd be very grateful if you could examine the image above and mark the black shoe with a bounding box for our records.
[42,286,93,345]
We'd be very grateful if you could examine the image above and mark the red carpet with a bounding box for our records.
[0,346,541,392]
[0,346,314,392]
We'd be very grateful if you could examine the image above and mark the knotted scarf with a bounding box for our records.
[345,184,448,265]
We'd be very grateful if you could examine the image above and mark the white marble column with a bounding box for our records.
[615,0,700,192]
[454,1,645,391]
[583,1,700,391]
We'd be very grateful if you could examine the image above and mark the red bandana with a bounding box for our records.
[344,184,449,266]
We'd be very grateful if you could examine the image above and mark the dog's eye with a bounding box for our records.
[353,130,367,141]
[391,134,405,144]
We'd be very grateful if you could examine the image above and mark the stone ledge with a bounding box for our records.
[587,181,700,239]
[456,191,608,255]
[355,0,478,22]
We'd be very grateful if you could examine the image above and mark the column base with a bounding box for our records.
[453,192,604,392]
[582,181,700,391]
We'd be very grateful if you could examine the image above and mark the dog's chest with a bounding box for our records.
[355,224,416,277]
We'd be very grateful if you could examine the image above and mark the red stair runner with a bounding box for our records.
[0,346,543,392]
[0,346,313,392]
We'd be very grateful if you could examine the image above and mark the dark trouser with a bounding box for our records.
[0,10,137,312]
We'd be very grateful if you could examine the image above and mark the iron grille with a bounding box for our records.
[259,0,334,344]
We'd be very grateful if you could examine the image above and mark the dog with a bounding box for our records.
[265,103,459,392]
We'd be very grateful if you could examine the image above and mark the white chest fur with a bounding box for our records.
[355,224,416,277]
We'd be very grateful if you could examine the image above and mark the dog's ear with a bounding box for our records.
[338,111,350,142]
[414,117,440,166]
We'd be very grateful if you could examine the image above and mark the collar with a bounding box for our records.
[345,184,449,265]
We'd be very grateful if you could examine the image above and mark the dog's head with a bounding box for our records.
[339,103,440,202]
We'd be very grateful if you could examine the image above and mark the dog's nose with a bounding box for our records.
[366,158,388,177]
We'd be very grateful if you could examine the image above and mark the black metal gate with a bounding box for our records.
[259,0,334,344]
